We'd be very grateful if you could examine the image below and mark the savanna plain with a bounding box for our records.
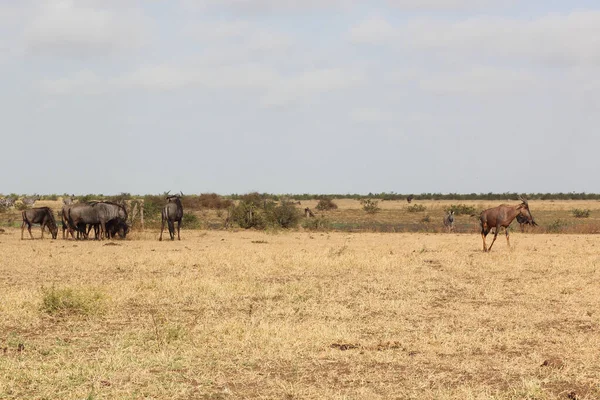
[1,199,600,399]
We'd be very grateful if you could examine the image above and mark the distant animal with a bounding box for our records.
[406,195,414,204]
[22,195,40,208]
[0,197,16,208]
[305,207,315,218]
[21,207,58,240]
[62,195,75,206]
[443,210,455,232]
[516,213,534,233]
[479,196,536,252]
[159,192,184,241]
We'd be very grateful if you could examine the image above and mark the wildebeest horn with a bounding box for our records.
[180,191,184,197]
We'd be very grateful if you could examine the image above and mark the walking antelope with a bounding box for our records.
[479,196,536,252]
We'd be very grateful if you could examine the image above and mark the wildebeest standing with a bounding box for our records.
[159,193,183,241]
[21,207,58,240]
[68,202,127,240]
[516,213,533,233]
[443,210,455,232]
[406,195,414,204]
[479,196,536,252]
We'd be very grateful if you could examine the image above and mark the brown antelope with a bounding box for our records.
[304,207,315,218]
[406,195,414,204]
[479,196,536,252]
[443,210,455,232]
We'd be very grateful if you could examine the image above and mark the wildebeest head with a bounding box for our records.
[517,196,537,226]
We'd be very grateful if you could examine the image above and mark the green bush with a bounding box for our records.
[231,200,264,229]
[406,204,426,213]
[571,208,591,218]
[315,198,338,211]
[447,204,477,216]
[267,200,300,229]
[182,213,201,229]
[547,219,566,233]
[302,216,331,231]
[361,199,380,214]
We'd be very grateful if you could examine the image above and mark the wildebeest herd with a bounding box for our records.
[13,192,184,242]
[6,193,538,250]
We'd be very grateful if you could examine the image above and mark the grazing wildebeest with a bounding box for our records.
[406,195,414,204]
[21,207,58,240]
[22,195,40,208]
[159,193,184,241]
[443,210,455,232]
[479,196,536,252]
[305,207,315,218]
[516,213,534,233]
[68,202,127,240]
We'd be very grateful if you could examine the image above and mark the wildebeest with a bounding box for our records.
[406,195,414,204]
[443,210,455,232]
[159,192,183,241]
[21,207,58,240]
[479,196,536,252]
[68,202,127,240]
[516,213,534,233]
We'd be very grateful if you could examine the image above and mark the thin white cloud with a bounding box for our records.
[180,0,356,13]
[386,0,514,11]
[39,64,364,108]
[23,0,149,56]
[350,15,397,44]
[351,107,394,124]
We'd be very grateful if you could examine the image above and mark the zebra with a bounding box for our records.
[22,195,40,208]
[443,210,455,232]
[0,197,16,208]
[63,195,75,206]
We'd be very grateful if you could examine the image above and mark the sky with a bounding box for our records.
[1,0,600,195]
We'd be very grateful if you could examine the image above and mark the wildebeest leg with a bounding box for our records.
[99,221,106,240]
[177,220,181,240]
[487,228,500,252]
[21,219,27,240]
[159,215,165,241]
[168,220,175,240]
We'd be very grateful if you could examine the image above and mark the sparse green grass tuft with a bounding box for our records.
[571,208,591,218]
[40,286,104,316]
[406,204,426,213]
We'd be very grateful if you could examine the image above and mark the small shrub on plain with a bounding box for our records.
[406,204,426,213]
[40,286,104,316]
[315,198,338,211]
[361,199,380,214]
[571,208,591,218]
[447,204,477,216]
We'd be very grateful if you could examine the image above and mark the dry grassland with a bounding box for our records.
[1,227,600,399]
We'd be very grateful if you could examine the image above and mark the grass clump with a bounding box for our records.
[40,286,104,316]
[315,198,338,211]
[547,219,566,233]
[571,208,591,218]
[406,204,426,213]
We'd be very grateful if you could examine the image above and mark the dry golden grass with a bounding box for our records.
[1,228,600,399]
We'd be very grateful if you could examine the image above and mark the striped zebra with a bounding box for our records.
[443,210,455,232]
[22,195,40,208]
[0,197,16,208]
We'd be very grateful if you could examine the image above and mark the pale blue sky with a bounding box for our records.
[1,1,599,195]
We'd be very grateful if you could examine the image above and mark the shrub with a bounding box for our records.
[266,200,300,229]
[547,219,566,233]
[15,202,29,211]
[571,208,591,218]
[421,215,431,223]
[406,204,426,213]
[361,199,380,214]
[447,204,477,216]
[182,213,201,229]
[42,194,59,201]
[231,201,264,229]
[40,286,104,316]
[315,198,338,211]
[302,216,331,231]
